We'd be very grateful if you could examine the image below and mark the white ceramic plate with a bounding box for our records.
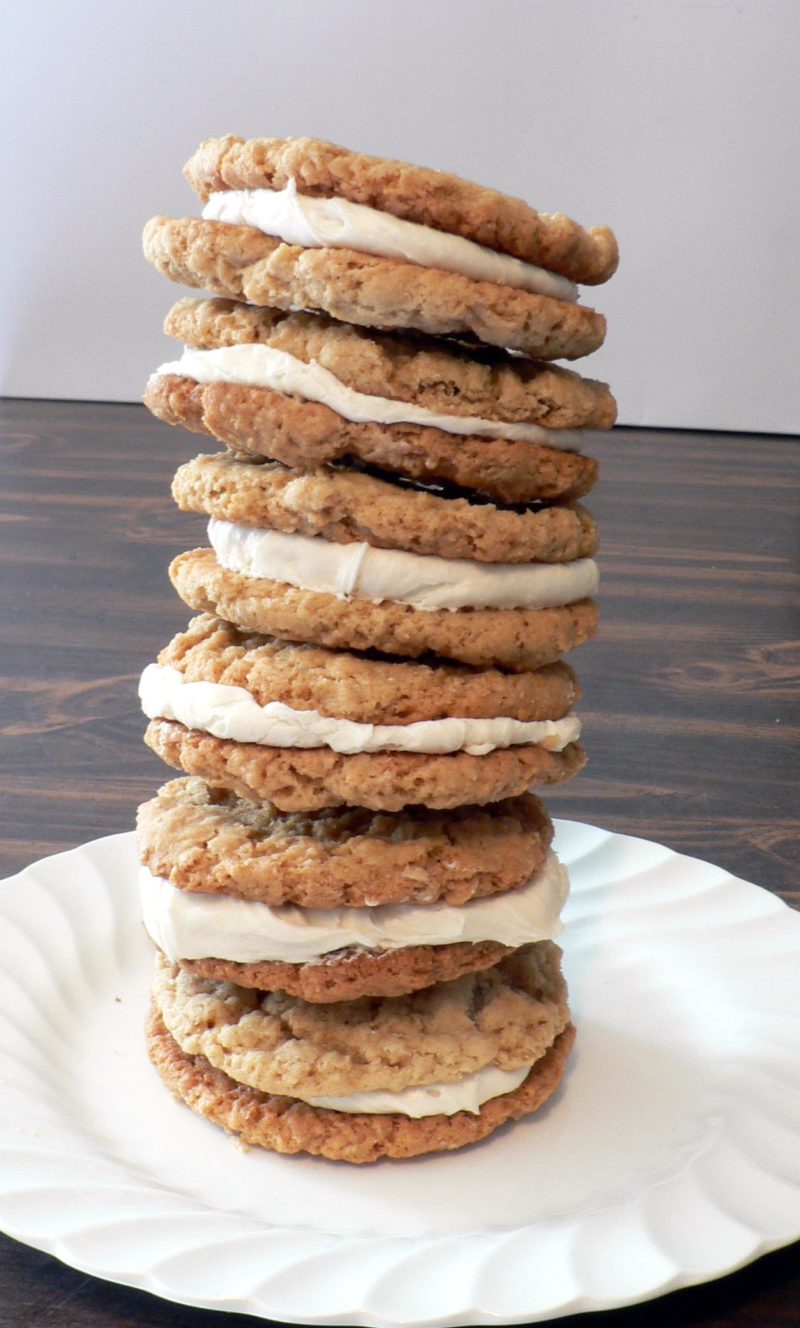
[0,823,798,1326]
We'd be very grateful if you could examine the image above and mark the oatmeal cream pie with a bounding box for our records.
[145,297,613,504]
[138,844,569,1002]
[136,778,556,910]
[139,614,585,811]
[143,136,616,360]
[167,488,598,672]
[137,733,568,999]
[147,941,574,1161]
[183,136,618,284]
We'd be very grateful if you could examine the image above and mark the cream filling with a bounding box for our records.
[304,1063,532,1117]
[208,518,599,612]
[139,663,581,756]
[202,179,579,303]
[153,344,583,451]
[138,850,568,964]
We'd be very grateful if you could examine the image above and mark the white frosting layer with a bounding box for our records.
[202,180,579,303]
[138,850,568,964]
[153,343,583,451]
[139,663,581,757]
[208,518,599,612]
[304,1062,531,1117]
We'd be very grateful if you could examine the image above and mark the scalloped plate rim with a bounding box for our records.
[0,824,797,1327]
[7,1233,798,1328]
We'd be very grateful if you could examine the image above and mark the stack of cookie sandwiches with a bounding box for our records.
[137,135,617,1163]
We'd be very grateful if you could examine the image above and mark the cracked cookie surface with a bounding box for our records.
[144,718,586,811]
[137,779,555,908]
[155,614,580,723]
[172,453,597,564]
[152,941,569,1097]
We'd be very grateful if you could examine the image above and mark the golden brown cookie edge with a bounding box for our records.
[169,547,599,671]
[146,1004,576,1162]
[178,938,513,1002]
[172,452,598,565]
[143,718,587,811]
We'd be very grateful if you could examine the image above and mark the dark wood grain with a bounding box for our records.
[0,399,798,1328]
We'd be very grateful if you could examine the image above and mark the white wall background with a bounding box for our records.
[2,0,798,432]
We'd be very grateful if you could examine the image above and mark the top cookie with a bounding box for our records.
[184,136,618,284]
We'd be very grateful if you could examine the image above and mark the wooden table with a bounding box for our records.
[1,399,798,1327]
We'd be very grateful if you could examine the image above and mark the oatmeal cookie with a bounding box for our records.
[144,718,586,811]
[172,453,598,564]
[178,939,513,1003]
[156,614,580,723]
[137,779,554,908]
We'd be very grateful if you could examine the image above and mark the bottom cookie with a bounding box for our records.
[176,937,513,1002]
[146,1007,575,1164]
